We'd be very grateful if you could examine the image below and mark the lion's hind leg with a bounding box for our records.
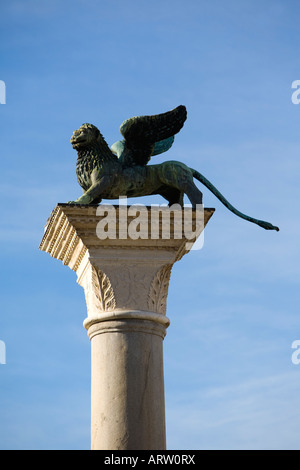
[156,187,184,207]
[156,161,202,208]
[183,181,203,208]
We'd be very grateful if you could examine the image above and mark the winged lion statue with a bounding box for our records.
[68,105,279,232]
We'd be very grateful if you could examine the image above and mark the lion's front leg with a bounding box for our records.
[70,192,98,205]
[68,173,110,205]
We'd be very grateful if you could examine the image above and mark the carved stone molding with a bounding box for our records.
[39,204,215,269]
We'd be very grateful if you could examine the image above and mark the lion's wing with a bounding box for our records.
[117,105,187,167]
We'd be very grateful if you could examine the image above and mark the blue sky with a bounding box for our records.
[1,0,300,450]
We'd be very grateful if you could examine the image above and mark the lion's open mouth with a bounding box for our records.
[71,136,86,143]
[70,133,87,146]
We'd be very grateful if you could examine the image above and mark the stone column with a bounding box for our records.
[39,203,214,450]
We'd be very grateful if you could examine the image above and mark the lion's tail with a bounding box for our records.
[191,169,279,232]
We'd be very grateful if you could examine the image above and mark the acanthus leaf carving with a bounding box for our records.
[148,264,172,315]
[91,265,116,311]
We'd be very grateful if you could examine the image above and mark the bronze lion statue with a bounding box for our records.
[68,105,279,231]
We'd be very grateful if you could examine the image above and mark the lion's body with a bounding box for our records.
[99,160,200,205]
[77,154,201,206]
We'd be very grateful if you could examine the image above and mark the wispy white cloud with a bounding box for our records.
[166,371,300,449]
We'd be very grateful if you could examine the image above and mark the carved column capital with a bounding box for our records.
[39,203,214,327]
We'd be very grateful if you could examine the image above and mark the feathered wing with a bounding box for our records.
[112,105,187,167]
[151,136,175,156]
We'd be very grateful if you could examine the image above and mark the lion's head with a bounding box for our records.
[70,123,100,149]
